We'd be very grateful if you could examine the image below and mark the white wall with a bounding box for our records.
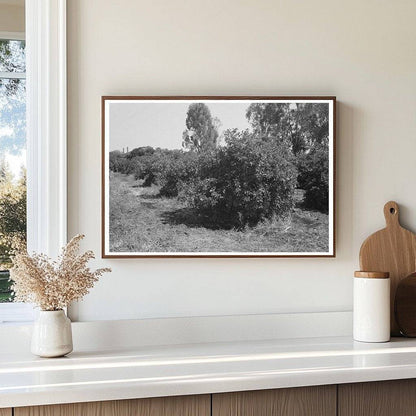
[67,0,416,322]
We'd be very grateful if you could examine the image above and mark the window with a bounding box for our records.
[0,34,26,306]
[0,0,67,324]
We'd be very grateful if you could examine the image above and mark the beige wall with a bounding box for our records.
[0,4,24,33]
[67,0,416,321]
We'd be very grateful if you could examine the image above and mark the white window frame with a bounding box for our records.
[0,0,67,323]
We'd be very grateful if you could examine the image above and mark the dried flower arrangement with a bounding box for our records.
[10,234,111,311]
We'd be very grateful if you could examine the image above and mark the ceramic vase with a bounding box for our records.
[31,310,73,357]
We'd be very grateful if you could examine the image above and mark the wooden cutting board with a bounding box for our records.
[359,201,416,335]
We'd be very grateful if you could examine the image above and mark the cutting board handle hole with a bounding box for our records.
[384,201,399,225]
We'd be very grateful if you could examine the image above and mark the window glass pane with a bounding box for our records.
[0,48,26,303]
[0,78,26,153]
[0,39,25,73]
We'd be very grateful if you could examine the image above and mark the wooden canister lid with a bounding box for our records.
[354,271,390,279]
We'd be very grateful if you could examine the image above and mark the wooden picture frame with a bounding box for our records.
[102,96,336,258]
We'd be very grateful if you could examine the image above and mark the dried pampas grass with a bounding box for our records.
[10,234,111,311]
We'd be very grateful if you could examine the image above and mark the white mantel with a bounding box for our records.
[1,312,415,409]
[2,331,416,409]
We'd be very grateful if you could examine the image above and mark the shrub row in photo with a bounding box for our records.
[110,133,329,229]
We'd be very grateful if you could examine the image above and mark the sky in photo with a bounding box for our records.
[108,101,252,151]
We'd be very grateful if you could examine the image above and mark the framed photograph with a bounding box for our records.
[102,96,336,258]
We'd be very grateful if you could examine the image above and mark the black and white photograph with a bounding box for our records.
[102,97,335,257]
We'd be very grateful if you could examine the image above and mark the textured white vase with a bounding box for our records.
[31,310,73,358]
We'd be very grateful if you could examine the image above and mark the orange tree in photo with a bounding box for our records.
[108,102,330,231]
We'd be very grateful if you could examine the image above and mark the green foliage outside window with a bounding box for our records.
[0,39,27,302]
[0,162,26,302]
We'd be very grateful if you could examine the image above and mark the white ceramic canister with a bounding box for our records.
[353,271,390,343]
[31,310,73,357]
